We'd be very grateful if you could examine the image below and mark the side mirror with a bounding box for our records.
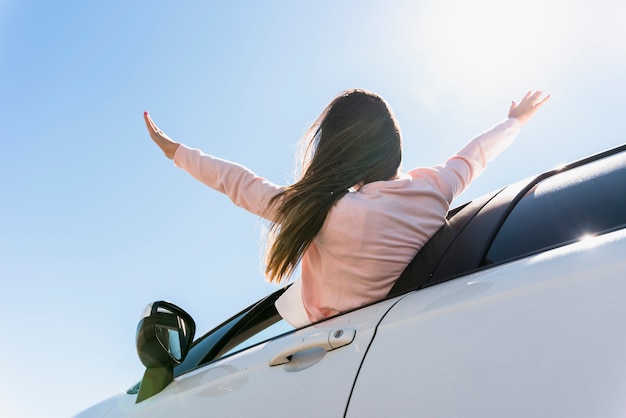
[135,301,196,403]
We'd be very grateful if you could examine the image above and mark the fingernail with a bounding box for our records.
[144,111,148,116]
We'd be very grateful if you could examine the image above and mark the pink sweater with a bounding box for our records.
[174,118,521,322]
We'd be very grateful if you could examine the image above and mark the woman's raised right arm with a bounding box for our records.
[174,145,283,220]
[143,112,282,220]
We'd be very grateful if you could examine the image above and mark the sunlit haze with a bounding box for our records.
[1,1,625,417]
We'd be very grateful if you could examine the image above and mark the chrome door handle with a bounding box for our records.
[269,328,356,366]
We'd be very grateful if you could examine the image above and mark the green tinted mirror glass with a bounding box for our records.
[155,325,181,360]
[154,308,185,361]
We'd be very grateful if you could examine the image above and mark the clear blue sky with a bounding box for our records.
[1,1,624,416]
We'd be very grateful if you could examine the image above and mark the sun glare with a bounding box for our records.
[415,0,570,94]
[579,233,596,242]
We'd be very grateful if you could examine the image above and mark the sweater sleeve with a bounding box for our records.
[409,118,521,203]
[173,144,284,220]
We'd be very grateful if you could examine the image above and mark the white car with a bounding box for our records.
[76,144,626,418]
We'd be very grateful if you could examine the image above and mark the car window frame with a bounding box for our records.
[174,287,292,377]
[387,188,504,297]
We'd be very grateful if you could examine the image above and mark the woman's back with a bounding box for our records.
[144,89,549,327]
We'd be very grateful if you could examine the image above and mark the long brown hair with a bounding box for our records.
[265,89,402,283]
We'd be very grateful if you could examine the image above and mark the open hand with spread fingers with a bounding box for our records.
[144,112,180,160]
[508,91,550,125]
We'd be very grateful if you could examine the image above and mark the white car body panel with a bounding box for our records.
[76,231,626,418]
[346,229,626,417]
[77,298,400,418]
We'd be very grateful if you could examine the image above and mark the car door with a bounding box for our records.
[346,229,626,417]
[102,296,400,418]
[346,148,626,417]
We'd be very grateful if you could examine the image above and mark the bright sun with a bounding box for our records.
[414,0,571,95]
